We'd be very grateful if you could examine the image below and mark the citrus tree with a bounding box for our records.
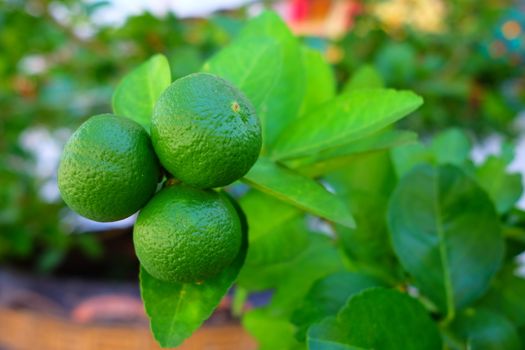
[58,11,525,349]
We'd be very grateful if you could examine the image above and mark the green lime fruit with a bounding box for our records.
[58,114,160,222]
[151,72,262,189]
[133,185,242,283]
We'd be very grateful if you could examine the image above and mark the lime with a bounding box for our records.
[151,72,262,189]
[58,114,160,222]
[133,185,242,283]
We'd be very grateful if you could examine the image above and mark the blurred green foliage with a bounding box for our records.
[334,0,525,133]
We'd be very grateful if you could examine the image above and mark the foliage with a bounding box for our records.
[3,2,525,349]
[108,11,525,349]
[334,0,525,134]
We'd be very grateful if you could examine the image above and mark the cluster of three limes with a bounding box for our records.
[58,73,262,283]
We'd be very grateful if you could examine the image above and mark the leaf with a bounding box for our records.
[480,265,525,327]
[291,272,386,340]
[307,288,442,350]
[239,190,308,268]
[243,309,303,350]
[242,157,355,228]
[391,128,471,178]
[299,46,335,116]
[240,189,301,243]
[272,89,423,160]
[449,308,521,350]
[238,233,342,295]
[391,142,433,178]
[242,235,344,348]
[308,319,365,350]
[325,151,401,283]
[267,235,345,314]
[286,129,417,177]
[430,128,471,166]
[204,37,281,133]
[140,216,248,348]
[204,11,305,150]
[343,65,384,91]
[476,156,523,214]
[387,164,505,318]
[112,54,171,131]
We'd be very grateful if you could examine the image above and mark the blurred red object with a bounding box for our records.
[286,0,362,38]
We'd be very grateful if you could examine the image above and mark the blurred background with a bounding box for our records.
[1,0,525,349]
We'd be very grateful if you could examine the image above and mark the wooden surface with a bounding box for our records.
[0,307,257,350]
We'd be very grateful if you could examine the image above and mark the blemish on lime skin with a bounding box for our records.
[231,101,249,123]
[231,101,240,113]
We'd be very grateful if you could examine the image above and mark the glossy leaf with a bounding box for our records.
[292,272,386,340]
[204,37,281,137]
[450,308,521,350]
[242,157,355,228]
[140,219,248,347]
[272,89,423,160]
[307,288,442,350]
[239,190,308,270]
[299,46,335,116]
[388,164,504,317]
[287,129,417,177]
[112,54,171,131]
[204,11,304,150]
[239,189,301,243]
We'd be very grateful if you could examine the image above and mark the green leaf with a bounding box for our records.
[391,128,471,178]
[430,128,471,166]
[309,319,364,350]
[204,11,305,150]
[140,218,248,348]
[325,151,401,283]
[387,164,504,318]
[299,46,335,116]
[238,233,342,295]
[268,235,345,314]
[449,308,521,350]
[204,37,281,132]
[343,65,384,91]
[242,235,344,349]
[240,189,301,243]
[476,156,523,214]
[242,157,355,228]
[480,265,525,327]
[291,272,386,340]
[286,129,417,177]
[112,54,171,131]
[239,191,308,270]
[243,309,303,350]
[391,142,433,178]
[272,89,423,160]
[307,288,442,350]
